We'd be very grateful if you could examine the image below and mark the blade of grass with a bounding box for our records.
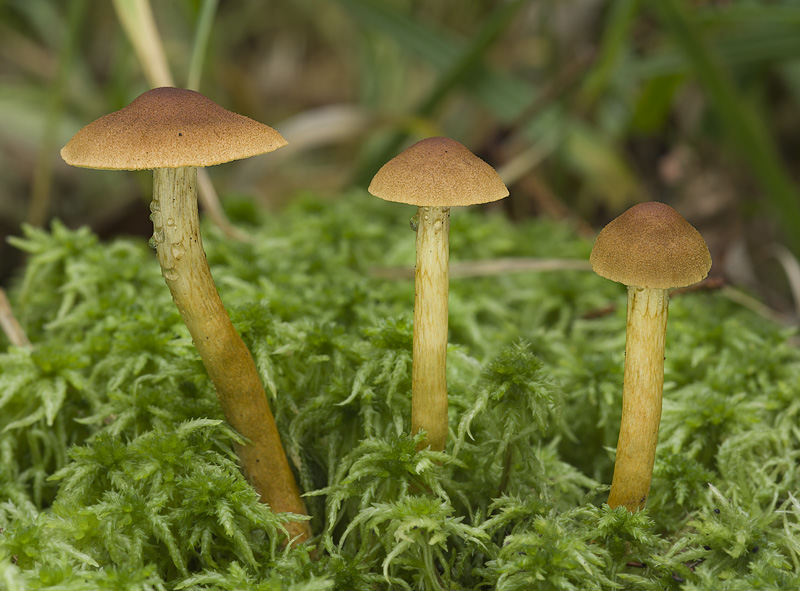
[653,0,800,256]
[0,288,31,349]
[338,0,607,195]
[416,0,528,120]
[338,0,619,204]
[111,0,174,87]
[111,0,250,242]
[637,24,800,78]
[695,4,800,26]
[353,0,528,184]
[336,0,535,123]
[187,0,219,92]
[27,0,88,227]
[577,0,640,109]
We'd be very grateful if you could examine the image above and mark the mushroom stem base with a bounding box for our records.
[412,205,450,451]
[607,286,669,512]
[151,167,310,543]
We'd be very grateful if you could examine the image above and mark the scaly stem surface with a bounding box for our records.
[607,286,669,512]
[151,167,310,543]
[412,205,450,451]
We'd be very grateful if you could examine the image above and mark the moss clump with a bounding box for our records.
[2,192,800,589]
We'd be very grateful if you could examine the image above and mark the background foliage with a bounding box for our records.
[3,0,800,314]
[2,193,800,589]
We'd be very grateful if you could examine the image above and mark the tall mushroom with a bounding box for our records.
[590,202,711,512]
[368,137,508,451]
[61,87,311,543]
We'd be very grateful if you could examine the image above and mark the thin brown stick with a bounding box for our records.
[765,244,800,318]
[0,288,31,349]
[196,168,254,243]
[720,285,791,326]
[371,257,592,281]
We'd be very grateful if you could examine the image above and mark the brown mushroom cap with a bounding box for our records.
[61,87,287,170]
[590,202,711,289]
[368,137,509,206]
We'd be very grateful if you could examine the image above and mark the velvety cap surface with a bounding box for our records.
[590,202,711,289]
[61,87,287,170]
[368,137,509,206]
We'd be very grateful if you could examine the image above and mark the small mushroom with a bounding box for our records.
[369,137,508,451]
[61,87,310,543]
[590,202,711,512]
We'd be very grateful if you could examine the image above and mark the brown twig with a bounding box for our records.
[506,48,597,138]
[719,284,792,326]
[677,275,795,326]
[0,288,31,348]
[764,244,800,318]
[370,257,592,281]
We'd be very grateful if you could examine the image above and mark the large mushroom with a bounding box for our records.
[590,202,711,512]
[61,87,310,543]
[368,137,508,451]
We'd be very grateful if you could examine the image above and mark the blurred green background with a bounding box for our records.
[2,0,800,320]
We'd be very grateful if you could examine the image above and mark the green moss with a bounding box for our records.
[1,191,799,589]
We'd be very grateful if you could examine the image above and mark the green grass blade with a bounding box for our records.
[352,0,528,183]
[27,0,89,227]
[187,0,219,92]
[335,0,535,122]
[578,0,640,108]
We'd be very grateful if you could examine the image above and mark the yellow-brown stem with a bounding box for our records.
[412,205,450,451]
[151,167,310,543]
[607,286,669,512]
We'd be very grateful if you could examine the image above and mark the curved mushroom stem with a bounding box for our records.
[412,205,450,451]
[607,286,669,512]
[151,167,310,543]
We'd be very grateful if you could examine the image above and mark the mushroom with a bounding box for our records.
[589,202,711,512]
[61,87,311,543]
[368,137,508,451]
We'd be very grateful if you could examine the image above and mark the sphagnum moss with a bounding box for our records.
[2,194,800,589]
